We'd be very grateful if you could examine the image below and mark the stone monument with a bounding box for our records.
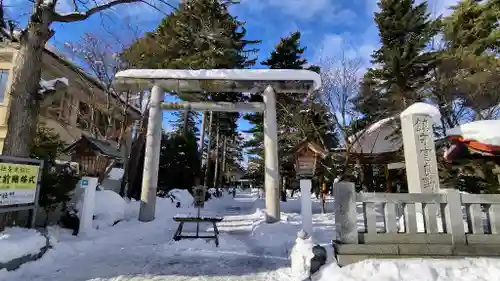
[400,103,441,213]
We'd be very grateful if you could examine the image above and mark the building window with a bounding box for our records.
[0,70,9,104]
[77,102,90,130]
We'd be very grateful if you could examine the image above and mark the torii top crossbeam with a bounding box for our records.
[113,69,321,93]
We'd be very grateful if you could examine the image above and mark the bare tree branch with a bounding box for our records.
[51,0,175,23]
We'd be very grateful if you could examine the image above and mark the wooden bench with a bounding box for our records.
[172,215,223,247]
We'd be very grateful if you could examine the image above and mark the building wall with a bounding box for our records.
[0,46,135,151]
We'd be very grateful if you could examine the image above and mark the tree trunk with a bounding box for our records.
[0,18,51,230]
[281,175,287,202]
[203,112,213,187]
[213,124,220,194]
[126,109,149,199]
[183,110,189,137]
[198,111,206,168]
[221,135,227,185]
[3,24,50,157]
[118,126,133,197]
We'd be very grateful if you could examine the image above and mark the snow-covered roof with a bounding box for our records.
[348,116,402,154]
[447,120,500,147]
[113,69,321,94]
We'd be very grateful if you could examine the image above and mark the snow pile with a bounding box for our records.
[0,227,46,263]
[314,258,500,281]
[107,168,124,180]
[75,190,126,229]
[290,231,315,281]
[447,120,500,147]
[168,189,194,208]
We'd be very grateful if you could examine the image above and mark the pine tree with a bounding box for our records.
[243,31,320,159]
[122,0,259,195]
[363,0,439,115]
[443,0,500,56]
[122,0,259,70]
[170,111,199,137]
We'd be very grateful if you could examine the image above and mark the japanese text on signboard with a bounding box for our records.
[414,117,437,192]
[0,163,39,190]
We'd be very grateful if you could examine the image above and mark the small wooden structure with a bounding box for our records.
[291,139,328,178]
[62,134,122,177]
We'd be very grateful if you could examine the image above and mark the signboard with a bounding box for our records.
[0,162,40,206]
[295,154,317,177]
[193,185,206,208]
[81,179,89,188]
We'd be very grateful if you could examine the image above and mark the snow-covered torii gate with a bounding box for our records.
[113,69,321,223]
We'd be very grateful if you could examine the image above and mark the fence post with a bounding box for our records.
[444,189,466,245]
[334,181,358,244]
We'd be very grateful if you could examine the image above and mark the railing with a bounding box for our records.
[334,182,500,246]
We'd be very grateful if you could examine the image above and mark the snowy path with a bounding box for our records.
[1,191,292,281]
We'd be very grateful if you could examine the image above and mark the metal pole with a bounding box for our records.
[263,85,280,222]
[138,85,163,222]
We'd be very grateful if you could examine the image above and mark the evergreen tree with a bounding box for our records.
[443,0,500,56]
[360,0,439,115]
[122,0,259,195]
[243,31,321,160]
[122,0,259,70]
[170,111,199,137]
[157,132,201,192]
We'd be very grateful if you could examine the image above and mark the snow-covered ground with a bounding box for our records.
[1,189,500,281]
[0,227,46,264]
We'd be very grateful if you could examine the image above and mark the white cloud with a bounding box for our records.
[316,0,462,75]
[238,0,356,23]
[313,31,378,73]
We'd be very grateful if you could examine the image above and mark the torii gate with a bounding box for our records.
[113,69,321,223]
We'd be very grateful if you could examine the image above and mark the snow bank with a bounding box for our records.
[168,189,194,208]
[314,258,500,281]
[447,120,500,147]
[0,227,46,263]
[75,190,126,229]
[290,232,315,281]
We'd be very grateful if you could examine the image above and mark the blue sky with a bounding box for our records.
[5,0,458,148]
